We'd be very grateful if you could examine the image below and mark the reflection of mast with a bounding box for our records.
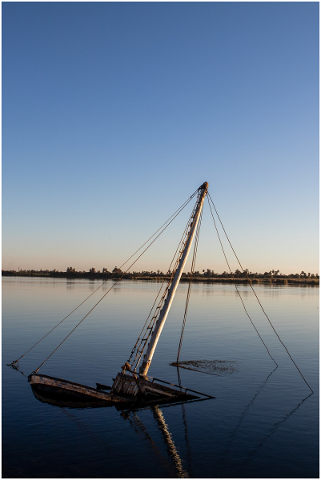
[123,406,189,478]
[124,411,175,477]
[152,406,189,478]
[177,366,193,476]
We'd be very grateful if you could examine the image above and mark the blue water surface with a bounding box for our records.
[2,277,319,478]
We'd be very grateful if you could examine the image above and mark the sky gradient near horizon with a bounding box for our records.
[2,2,319,275]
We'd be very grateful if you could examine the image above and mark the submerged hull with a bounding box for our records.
[28,372,199,408]
[28,373,128,406]
[112,372,198,400]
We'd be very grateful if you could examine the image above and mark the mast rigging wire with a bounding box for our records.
[9,184,312,395]
[129,187,204,371]
[33,190,199,374]
[206,195,278,367]
[8,187,199,372]
[128,214,192,370]
[176,209,203,364]
[207,192,313,394]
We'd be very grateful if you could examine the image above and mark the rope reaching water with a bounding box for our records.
[176,209,203,363]
[128,212,193,371]
[9,187,199,373]
[128,187,204,372]
[207,192,314,394]
[206,195,278,367]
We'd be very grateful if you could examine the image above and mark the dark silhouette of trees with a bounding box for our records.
[1,267,319,284]
[112,266,122,275]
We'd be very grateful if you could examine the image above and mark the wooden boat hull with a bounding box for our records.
[28,372,199,408]
[28,373,130,406]
[30,386,117,408]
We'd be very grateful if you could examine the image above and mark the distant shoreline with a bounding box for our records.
[2,271,319,285]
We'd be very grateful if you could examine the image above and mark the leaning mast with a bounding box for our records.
[27,181,212,405]
[139,181,208,376]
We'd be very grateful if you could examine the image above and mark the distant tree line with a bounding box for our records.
[2,267,319,284]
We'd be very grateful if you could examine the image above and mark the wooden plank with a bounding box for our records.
[29,374,130,403]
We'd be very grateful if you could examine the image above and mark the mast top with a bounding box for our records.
[199,182,208,191]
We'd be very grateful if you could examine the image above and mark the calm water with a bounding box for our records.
[2,277,319,478]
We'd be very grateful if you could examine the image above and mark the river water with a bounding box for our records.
[2,277,319,478]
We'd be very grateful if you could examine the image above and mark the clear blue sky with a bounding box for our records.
[2,2,319,275]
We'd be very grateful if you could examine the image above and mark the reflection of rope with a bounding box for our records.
[61,408,108,450]
[181,399,194,477]
[246,391,313,462]
[219,366,278,465]
[217,367,313,473]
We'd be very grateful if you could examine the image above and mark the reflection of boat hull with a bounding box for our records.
[31,385,115,408]
[28,373,198,408]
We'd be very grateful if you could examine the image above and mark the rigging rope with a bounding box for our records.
[129,188,203,371]
[176,209,203,363]
[7,285,112,367]
[128,217,191,370]
[206,195,278,367]
[8,187,199,370]
[29,189,199,374]
[207,192,314,394]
